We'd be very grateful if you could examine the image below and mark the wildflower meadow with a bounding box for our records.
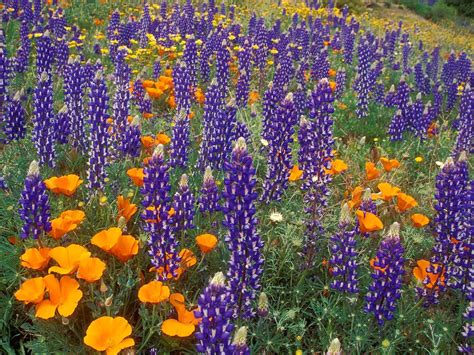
[0,0,472,353]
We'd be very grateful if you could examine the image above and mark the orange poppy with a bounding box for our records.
[413,259,445,289]
[14,277,45,305]
[411,213,430,228]
[328,68,337,77]
[397,193,418,212]
[84,316,135,355]
[77,257,106,282]
[143,112,154,119]
[369,257,387,273]
[49,217,79,240]
[365,162,380,181]
[289,165,304,182]
[195,234,218,253]
[48,244,91,275]
[141,135,156,149]
[60,210,86,224]
[174,248,197,279]
[168,95,176,108]
[138,280,170,304]
[324,159,348,175]
[372,182,400,201]
[142,80,155,88]
[109,235,139,262]
[248,91,260,105]
[329,81,336,92]
[162,293,200,337]
[380,157,400,172]
[44,174,83,196]
[127,168,144,187]
[35,274,83,319]
[348,186,364,209]
[91,227,122,252]
[20,247,51,270]
[117,195,137,222]
[156,133,171,145]
[145,87,163,99]
[195,87,205,104]
[356,210,384,233]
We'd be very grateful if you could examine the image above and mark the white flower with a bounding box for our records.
[269,211,283,222]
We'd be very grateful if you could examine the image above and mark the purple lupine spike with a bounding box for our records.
[224,138,264,319]
[261,82,280,142]
[401,35,412,74]
[236,68,251,109]
[444,154,471,292]
[334,69,346,99]
[54,36,69,73]
[388,109,405,141]
[458,178,473,353]
[87,68,110,191]
[36,31,54,75]
[384,84,397,107]
[374,81,385,104]
[141,145,180,281]
[173,60,192,114]
[0,43,10,112]
[353,38,373,118]
[153,59,161,79]
[18,161,51,239]
[416,101,433,140]
[343,30,355,64]
[132,78,152,116]
[15,20,30,73]
[121,115,141,158]
[111,50,131,158]
[365,222,405,326]
[423,156,470,305]
[199,166,221,214]
[138,2,151,47]
[297,116,314,175]
[446,79,458,112]
[312,48,330,82]
[3,90,26,142]
[172,174,195,236]
[414,62,426,94]
[33,71,56,167]
[261,92,296,202]
[55,104,70,144]
[194,272,234,354]
[170,110,190,169]
[454,84,473,155]
[230,327,250,355]
[199,78,226,170]
[216,39,230,91]
[409,92,424,134]
[0,174,7,190]
[330,203,359,294]
[441,50,457,89]
[305,78,334,189]
[183,35,198,90]
[64,57,87,152]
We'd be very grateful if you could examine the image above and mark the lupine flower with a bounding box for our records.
[261,93,296,202]
[231,326,250,355]
[454,84,473,155]
[172,174,195,236]
[199,166,220,214]
[141,145,180,281]
[194,272,234,354]
[2,90,26,142]
[33,72,56,167]
[18,161,51,239]
[87,68,110,191]
[170,110,190,169]
[223,138,264,319]
[121,116,141,158]
[64,57,87,153]
[330,203,359,293]
[365,222,405,325]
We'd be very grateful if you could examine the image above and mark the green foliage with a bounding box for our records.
[446,0,474,18]
[398,0,458,21]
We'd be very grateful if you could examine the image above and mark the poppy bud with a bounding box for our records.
[104,295,113,307]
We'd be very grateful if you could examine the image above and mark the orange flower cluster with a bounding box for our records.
[91,227,139,262]
[49,210,85,240]
[161,293,201,337]
[144,74,174,100]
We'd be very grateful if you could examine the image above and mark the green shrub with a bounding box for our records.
[446,0,474,18]
[431,0,458,21]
